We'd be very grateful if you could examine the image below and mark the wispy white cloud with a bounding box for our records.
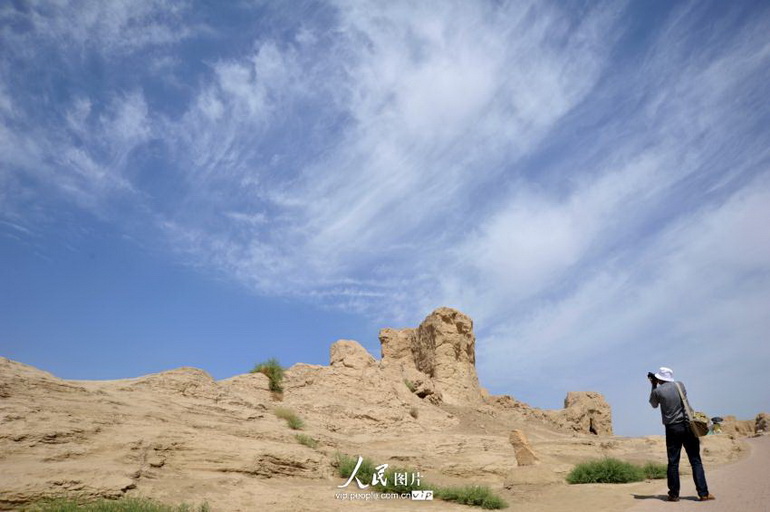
[0,1,187,219]
[528,178,770,433]
[7,0,193,54]
[0,82,12,115]
[479,176,770,370]
[1,1,769,434]
[151,1,623,303]
[3,1,624,296]
[459,4,770,433]
[167,41,304,184]
[0,91,149,216]
[296,1,620,254]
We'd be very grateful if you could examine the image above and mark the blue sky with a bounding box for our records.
[1,1,769,437]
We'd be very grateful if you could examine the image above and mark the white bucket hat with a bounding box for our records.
[654,367,675,382]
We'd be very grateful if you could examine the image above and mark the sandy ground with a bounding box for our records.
[628,435,769,512]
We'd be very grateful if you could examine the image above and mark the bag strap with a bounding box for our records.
[673,381,694,421]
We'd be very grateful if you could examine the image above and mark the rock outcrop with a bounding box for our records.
[721,415,756,436]
[380,307,482,405]
[329,339,376,370]
[548,392,613,436]
[719,413,770,437]
[509,430,540,466]
[756,413,769,433]
[0,308,641,511]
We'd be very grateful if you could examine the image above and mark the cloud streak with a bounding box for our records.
[2,1,769,434]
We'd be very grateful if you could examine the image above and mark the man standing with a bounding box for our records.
[648,367,715,502]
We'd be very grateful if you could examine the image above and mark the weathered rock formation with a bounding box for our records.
[0,307,640,511]
[329,339,376,370]
[719,413,770,437]
[756,413,769,433]
[490,391,613,436]
[550,392,614,436]
[721,415,756,436]
[380,307,482,405]
[509,430,540,466]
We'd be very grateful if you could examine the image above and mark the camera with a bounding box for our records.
[647,372,655,380]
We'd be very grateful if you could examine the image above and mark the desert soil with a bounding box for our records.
[1,308,763,511]
[629,434,769,512]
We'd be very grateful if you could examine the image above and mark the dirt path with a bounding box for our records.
[628,435,770,512]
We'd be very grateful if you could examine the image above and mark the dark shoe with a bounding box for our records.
[667,495,680,502]
[699,494,716,501]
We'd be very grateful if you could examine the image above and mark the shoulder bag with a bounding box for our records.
[674,382,709,437]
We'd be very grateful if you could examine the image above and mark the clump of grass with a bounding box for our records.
[409,406,419,419]
[274,407,304,430]
[436,485,508,510]
[641,461,667,480]
[567,458,646,484]
[334,453,507,509]
[251,358,284,393]
[286,416,304,430]
[23,497,210,511]
[336,454,424,495]
[273,407,294,420]
[404,379,416,393]
[295,433,319,448]
[335,452,378,483]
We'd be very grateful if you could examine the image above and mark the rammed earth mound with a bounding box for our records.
[0,309,756,512]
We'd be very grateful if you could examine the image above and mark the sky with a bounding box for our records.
[1,1,769,437]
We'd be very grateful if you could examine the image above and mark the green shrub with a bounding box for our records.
[335,453,378,483]
[23,497,210,511]
[336,454,424,494]
[404,379,416,393]
[251,358,284,393]
[641,461,667,480]
[274,407,304,430]
[566,458,645,484]
[286,416,304,430]
[295,434,318,448]
[334,453,507,509]
[436,485,508,509]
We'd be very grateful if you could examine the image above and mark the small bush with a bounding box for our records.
[23,497,210,511]
[567,458,645,484]
[286,416,304,430]
[336,454,424,494]
[404,379,416,393]
[251,358,284,393]
[273,407,293,420]
[436,485,508,509]
[295,434,318,448]
[274,407,304,430]
[335,453,378,483]
[641,461,667,480]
